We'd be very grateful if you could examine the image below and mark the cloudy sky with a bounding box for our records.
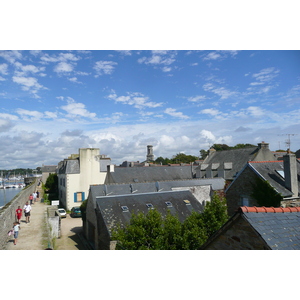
[0,50,299,169]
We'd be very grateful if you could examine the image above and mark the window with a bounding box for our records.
[183,200,191,205]
[74,192,85,202]
[146,203,154,209]
[241,197,249,206]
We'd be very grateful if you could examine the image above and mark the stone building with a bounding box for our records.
[202,206,300,250]
[225,153,300,216]
[83,177,225,249]
[197,142,276,181]
[41,165,57,184]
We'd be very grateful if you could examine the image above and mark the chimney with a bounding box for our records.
[258,141,269,150]
[283,152,298,197]
[107,164,115,173]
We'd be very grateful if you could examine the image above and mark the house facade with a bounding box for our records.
[57,148,111,210]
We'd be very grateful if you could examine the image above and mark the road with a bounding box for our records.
[55,213,86,250]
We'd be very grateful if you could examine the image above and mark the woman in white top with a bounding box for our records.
[13,222,20,245]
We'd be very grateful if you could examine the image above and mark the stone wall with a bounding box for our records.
[0,182,37,249]
[226,165,258,216]
[204,215,269,250]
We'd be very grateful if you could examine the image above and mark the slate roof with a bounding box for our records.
[240,206,300,250]
[58,159,80,174]
[41,165,57,173]
[248,160,300,197]
[201,147,258,179]
[106,165,197,184]
[199,146,276,180]
[90,178,225,198]
[95,190,205,233]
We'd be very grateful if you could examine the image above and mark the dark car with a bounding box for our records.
[70,207,81,218]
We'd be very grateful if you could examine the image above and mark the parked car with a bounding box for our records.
[58,208,67,218]
[70,207,81,218]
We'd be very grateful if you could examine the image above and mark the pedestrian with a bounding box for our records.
[15,206,22,223]
[13,222,20,245]
[29,194,33,205]
[23,201,32,223]
[36,191,39,200]
[33,191,37,203]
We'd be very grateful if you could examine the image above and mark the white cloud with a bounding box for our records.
[137,51,177,71]
[14,62,45,76]
[164,108,189,119]
[54,62,74,73]
[68,77,82,84]
[203,82,237,99]
[0,51,22,63]
[107,91,163,109]
[94,60,117,76]
[246,106,266,117]
[16,108,44,121]
[12,76,46,96]
[0,63,8,75]
[188,95,207,102]
[203,52,221,60]
[200,108,221,116]
[61,99,97,119]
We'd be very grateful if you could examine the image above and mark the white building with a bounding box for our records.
[57,148,111,210]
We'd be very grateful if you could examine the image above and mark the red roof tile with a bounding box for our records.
[239,206,300,213]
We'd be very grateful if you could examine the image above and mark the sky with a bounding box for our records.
[0,50,299,169]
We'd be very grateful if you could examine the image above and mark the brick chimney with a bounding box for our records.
[283,152,299,197]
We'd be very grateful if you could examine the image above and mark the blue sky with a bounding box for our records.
[0,50,299,168]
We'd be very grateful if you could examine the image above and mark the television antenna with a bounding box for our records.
[278,134,297,150]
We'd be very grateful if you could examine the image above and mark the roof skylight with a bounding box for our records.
[121,206,129,212]
[165,201,173,208]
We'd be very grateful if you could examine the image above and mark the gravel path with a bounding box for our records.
[5,185,48,250]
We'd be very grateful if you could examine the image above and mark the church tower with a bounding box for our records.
[146,145,154,162]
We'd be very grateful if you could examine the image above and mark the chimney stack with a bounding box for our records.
[283,153,298,197]
[258,141,269,150]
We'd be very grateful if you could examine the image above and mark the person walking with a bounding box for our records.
[29,194,33,205]
[33,191,37,203]
[13,222,20,245]
[23,201,32,223]
[15,206,22,223]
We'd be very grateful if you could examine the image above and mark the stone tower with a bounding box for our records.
[146,145,154,162]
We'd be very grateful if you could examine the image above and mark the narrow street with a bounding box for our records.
[54,214,86,250]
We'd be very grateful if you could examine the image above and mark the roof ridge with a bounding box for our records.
[249,160,283,163]
[240,206,300,213]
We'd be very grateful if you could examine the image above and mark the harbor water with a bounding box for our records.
[0,188,23,208]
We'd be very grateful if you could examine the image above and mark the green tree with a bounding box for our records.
[201,192,229,237]
[251,177,283,207]
[44,173,58,200]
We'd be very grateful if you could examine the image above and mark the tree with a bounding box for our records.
[201,192,229,237]
[44,173,58,200]
[111,192,229,250]
[251,177,283,207]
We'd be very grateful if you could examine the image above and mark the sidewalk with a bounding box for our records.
[5,185,48,250]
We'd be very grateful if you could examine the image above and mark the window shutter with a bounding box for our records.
[74,193,77,202]
[82,192,85,201]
